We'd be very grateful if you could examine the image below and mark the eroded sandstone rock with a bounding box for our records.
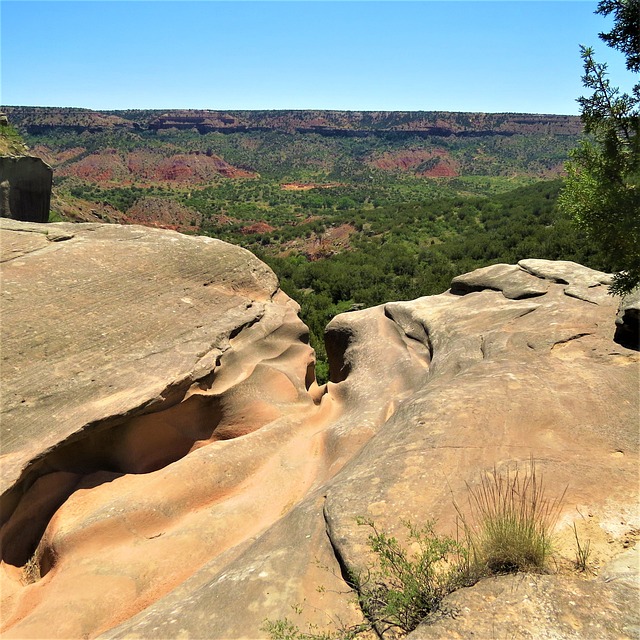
[409,546,640,639]
[0,228,637,639]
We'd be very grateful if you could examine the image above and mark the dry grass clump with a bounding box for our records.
[572,522,592,572]
[22,552,41,585]
[460,459,565,575]
[266,459,566,640]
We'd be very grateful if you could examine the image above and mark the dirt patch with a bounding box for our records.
[240,222,275,235]
[281,223,357,260]
[31,145,86,167]
[58,148,128,182]
[368,148,458,177]
[280,183,343,191]
[553,508,640,577]
[124,197,203,232]
[59,150,256,186]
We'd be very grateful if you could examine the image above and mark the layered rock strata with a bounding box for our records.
[0,222,637,639]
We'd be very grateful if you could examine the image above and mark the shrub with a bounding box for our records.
[352,518,469,635]
[266,459,565,639]
[264,519,468,639]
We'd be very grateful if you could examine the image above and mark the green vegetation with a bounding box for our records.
[351,519,469,635]
[51,175,614,383]
[457,461,564,575]
[265,461,563,639]
[66,182,170,212]
[560,0,640,295]
[262,519,468,640]
[260,180,612,380]
[0,121,28,155]
[7,107,619,376]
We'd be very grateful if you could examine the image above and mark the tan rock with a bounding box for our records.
[0,226,637,640]
[408,546,640,639]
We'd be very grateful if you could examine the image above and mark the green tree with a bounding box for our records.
[559,0,640,295]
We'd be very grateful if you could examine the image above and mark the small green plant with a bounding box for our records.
[572,522,592,573]
[266,459,565,639]
[353,518,468,635]
[459,460,565,575]
[263,519,468,639]
[262,617,357,640]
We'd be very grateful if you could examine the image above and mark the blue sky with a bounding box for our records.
[1,1,636,114]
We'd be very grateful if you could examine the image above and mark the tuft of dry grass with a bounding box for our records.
[572,522,592,572]
[22,552,41,585]
[458,459,565,575]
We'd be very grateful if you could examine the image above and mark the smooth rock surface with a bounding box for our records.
[1,227,638,639]
[409,546,640,639]
[450,263,548,299]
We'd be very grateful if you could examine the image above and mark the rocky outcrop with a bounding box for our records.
[0,227,637,639]
[0,156,52,222]
[410,546,639,639]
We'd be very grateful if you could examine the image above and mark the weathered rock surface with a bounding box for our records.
[0,156,53,223]
[409,545,640,639]
[0,225,638,639]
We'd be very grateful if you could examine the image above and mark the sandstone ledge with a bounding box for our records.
[0,223,637,639]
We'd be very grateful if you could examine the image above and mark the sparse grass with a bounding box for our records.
[572,522,592,573]
[22,552,41,585]
[266,459,566,639]
[262,617,361,640]
[459,459,565,575]
[0,123,28,155]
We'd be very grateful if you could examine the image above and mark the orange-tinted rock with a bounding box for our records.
[0,225,637,640]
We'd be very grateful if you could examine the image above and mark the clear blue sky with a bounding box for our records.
[1,1,636,114]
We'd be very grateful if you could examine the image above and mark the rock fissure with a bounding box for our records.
[551,332,594,348]
[322,502,384,640]
[322,502,357,592]
[563,290,600,304]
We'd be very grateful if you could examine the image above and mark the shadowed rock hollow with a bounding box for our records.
[0,219,638,639]
[0,156,52,223]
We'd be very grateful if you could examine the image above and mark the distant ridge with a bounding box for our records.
[2,106,582,138]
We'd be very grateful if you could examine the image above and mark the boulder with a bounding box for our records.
[0,156,53,223]
[450,263,548,299]
[0,226,637,639]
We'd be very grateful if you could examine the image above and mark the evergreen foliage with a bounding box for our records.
[560,0,640,294]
